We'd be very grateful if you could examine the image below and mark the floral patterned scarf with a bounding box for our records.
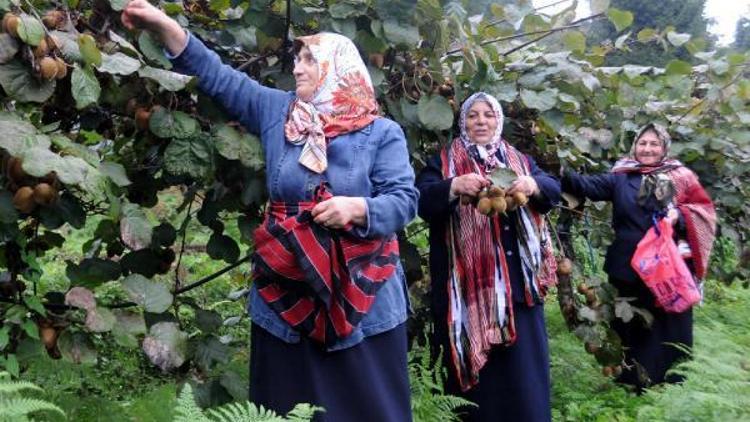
[284,33,380,173]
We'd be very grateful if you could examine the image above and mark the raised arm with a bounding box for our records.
[121,0,289,136]
[561,170,616,202]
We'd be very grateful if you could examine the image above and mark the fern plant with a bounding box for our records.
[409,339,476,422]
[174,383,322,422]
[0,371,66,421]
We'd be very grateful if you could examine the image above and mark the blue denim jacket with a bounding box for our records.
[169,34,418,351]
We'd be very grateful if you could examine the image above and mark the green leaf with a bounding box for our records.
[0,59,56,103]
[3,354,19,377]
[120,203,153,250]
[108,30,140,57]
[607,8,633,32]
[85,307,116,332]
[0,33,19,64]
[666,31,691,47]
[71,65,101,109]
[152,223,177,247]
[489,167,517,189]
[23,295,46,316]
[195,309,223,332]
[637,28,658,43]
[665,59,692,76]
[163,134,214,179]
[206,233,240,263]
[520,88,557,112]
[138,32,172,69]
[138,66,193,92]
[65,286,97,310]
[108,0,129,11]
[78,34,102,67]
[142,322,187,371]
[122,274,173,313]
[590,0,610,14]
[0,190,18,223]
[194,336,231,371]
[58,331,97,365]
[66,258,121,288]
[17,15,44,47]
[149,107,198,139]
[99,161,132,186]
[0,112,42,156]
[21,319,38,339]
[562,31,586,53]
[51,30,82,62]
[416,95,454,131]
[382,19,420,47]
[97,52,141,76]
[112,310,147,348]
[0,327,9,350]
[214,124,264,170]
[329,1,368,19]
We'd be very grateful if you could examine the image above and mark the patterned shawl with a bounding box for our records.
[284,33,380,173]
[442,92,557,391]
[612,123,717,279]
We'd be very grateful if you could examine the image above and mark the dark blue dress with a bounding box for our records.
[562,171,693,391]
[416,152,560,421]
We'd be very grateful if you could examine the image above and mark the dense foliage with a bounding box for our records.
[0,0,748,412]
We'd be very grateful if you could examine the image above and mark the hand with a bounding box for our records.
[665,208,680,226]
[506,175,539,197]
[450,174,490,197]
[121,0,186,55]
[311,197,367,229]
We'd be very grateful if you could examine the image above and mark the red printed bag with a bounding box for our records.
[630,218,701,313]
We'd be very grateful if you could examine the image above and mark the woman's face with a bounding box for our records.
[634,130,665,166]
[293,46,319,102]
[465,101,498,145]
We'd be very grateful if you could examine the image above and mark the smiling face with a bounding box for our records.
[633,129,665,166]
[293,46,319,102]
[464,101,498,145]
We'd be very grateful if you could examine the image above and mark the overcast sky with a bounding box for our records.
[533,0,750,45]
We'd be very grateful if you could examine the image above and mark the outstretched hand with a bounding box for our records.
[121,0,186,55]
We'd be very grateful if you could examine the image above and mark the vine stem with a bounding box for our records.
[676,65,750,123]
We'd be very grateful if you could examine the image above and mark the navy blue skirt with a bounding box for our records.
[250,323,412,422]
[436,304,551,422]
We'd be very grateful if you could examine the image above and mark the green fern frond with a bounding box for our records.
[285,403,324,421]
[0,397,66,419]
[0,380,44,395]
[173,384,211,422]
[206,402,282,422]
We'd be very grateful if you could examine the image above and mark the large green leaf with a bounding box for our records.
[71,65,101,109]
[112,310,147,348]
[0,112,43,155]
[64,286,97,310]
[520,88,558,112]
[0,59,56,103]
[206,233,240,263]
[142,322,187,371]
[99,161,132,187]
[149,108,198,139]
[193,336,231,371]
[97,52,141,76]
[122,274,173,313]
[85,306,116,332]
[138,32,172,69]
[138,66,193,91]
[78,34,102,67]
[666,31,691,47]
[0,34,19,64]
[51,30,82,62]
[214,124,264,170]
[163,134,214,179]
[108,0,129,11]
[665,59,692,76]
[58,331,97,365]
[0,190,18,223]
[382,19,420,47]
[17,14,44,47]
[607,8,633,32]
[120,203,153,250]
[562,31,586,53]
[66,258,121,288]
[417,95,454,131]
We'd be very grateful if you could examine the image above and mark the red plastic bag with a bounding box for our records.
[630,218,701,313]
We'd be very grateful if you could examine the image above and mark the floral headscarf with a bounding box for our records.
[457,92,506,172]
[612,123,675,172]
[284,33,380,174]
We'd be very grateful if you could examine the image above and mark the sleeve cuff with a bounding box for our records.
[163,30,191,61]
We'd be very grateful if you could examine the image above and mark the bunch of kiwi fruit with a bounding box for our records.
[460,185,529,216]
[2,10,68,80]
[4,156,60,215]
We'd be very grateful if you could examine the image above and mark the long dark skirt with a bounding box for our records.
[611,300,693,391]
[249,323,412,422]
[437,304,551,422]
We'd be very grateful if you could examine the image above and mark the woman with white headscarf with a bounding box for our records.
[562,123,716,392]
[416,92,561,421]
[122,2,418,420]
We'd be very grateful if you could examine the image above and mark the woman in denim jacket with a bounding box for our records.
[122,2,418,420]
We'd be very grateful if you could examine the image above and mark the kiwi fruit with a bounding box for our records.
[54,57,67,79]
[33,182,58,206]
[490,196,507,214]
[2,13,20,38]
[513,191,528,207]
[7,156,26,182]
[477,197,492,215]
[13,186,36,213]
[135,107,152,131]
[556,257,573,276]
[39,57,58,80]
